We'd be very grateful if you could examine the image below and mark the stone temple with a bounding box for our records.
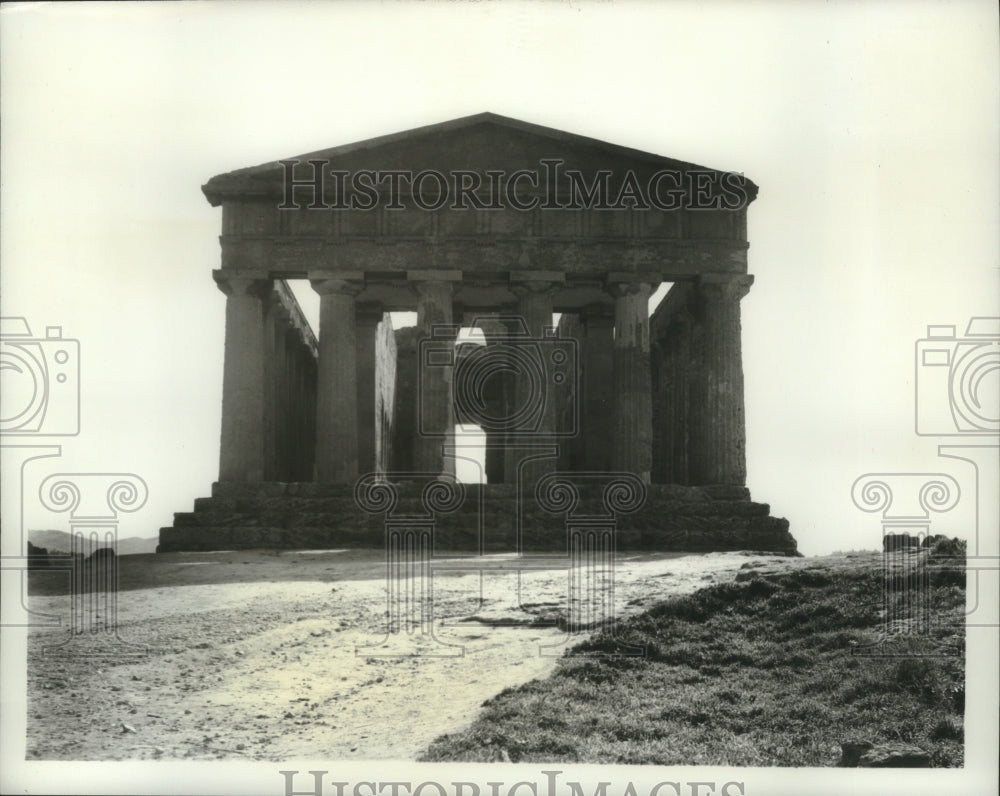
[158,113,797,555]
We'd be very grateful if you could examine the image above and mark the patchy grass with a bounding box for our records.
[421,550,966,766]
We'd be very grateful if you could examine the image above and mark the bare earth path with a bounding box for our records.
[26,549,801,761]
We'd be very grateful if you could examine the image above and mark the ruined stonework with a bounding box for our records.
[158,113,797,555]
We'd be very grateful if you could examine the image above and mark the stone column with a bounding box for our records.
[671,310,695,485]
[281,326,299,480]
[374,315,397,478]
[497,315,522,485]
[689,274,754,485]
[505,278,560,484]
[214,271,273,483]
[263,301,290,481]
[650,337,666,483]
[554,313,584,472]
[300,346,318,481]
[281,325,299,480]
[471,316,510,485]
[650,285,695,486]
[390,327,418,473]
[580,305,615,472]
[356,303,383,476]
[413,276,457,476]
[609,280,654,483]
[310,275,364,483]
[285,325,316,482]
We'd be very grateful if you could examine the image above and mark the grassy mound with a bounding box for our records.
[420,550,965,766]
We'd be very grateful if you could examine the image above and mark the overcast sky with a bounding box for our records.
[2,1,997,558]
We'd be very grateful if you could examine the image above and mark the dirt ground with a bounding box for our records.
[25,548,809,761]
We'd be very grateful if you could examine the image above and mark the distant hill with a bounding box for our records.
[28,530,157,556]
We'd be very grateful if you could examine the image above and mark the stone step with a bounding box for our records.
[156,520,796,555]
[205,480,752,503]
[192,495,615,514]
[160,482,795,555]
[157,525,382,551]
[163,514,788,539]
[173,499,772,528]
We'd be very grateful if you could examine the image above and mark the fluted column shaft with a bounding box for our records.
[689,274,753,485]
[282,327,300,480]
[356,304,383,476]
[471,317,510,485]
[300,348,318,480]
[669,313,695,485]
[263,302,290,480]
[651,299,695,486]
[414,280,455,476]
[311,277,363,483]
[581,307,615,472]
[553,313,584,472]
[505,282,557,483]
[611,282,654,482]
[215,272,273,482]
[286,328,310,480]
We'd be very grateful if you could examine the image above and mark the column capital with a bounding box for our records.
[356,302,385,326]
[470,316,510,339]
[604,271,660,295]
[606,281,653,299]
[509,270,564,298]
[213,270,272,299]
[406,269,463,283]
[697,273,754,303]
[310,276,364,297]
[509,270,565,284]
[270,301,292,324]
[411,278,456,294]
[510,280,559,297]
[579,303,615,331]
[411,280,455,317]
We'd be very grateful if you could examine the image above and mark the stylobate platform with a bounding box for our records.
[158,481,798,555]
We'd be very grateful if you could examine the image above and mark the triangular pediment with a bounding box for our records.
[203,113,756,205]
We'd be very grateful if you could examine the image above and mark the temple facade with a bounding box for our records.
[159,114,797,555]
